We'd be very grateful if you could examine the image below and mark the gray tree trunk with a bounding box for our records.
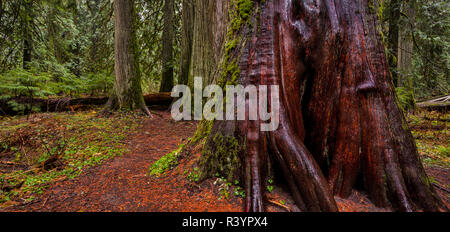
[160,0,175,92]
[190,0,446,212]
[103,0,151,116]
[397,1,415,89]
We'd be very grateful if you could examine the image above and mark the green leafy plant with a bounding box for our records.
[267,179,274,193]
[149,145,185,177]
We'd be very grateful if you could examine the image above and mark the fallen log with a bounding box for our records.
[417,95,450,112]
[0,92,174,116]
[143,92,174,107]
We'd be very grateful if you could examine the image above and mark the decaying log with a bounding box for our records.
[417,95,450,112]
[0,93,174,116]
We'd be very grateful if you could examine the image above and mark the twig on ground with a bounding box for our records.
[267,199,292,212]
[433,183,450,194]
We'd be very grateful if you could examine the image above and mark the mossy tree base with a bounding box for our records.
[198,120,245,183]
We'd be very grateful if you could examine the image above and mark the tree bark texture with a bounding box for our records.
[179,0,195,86]
[0,93,174,116]
[185,0,229,89]
[397,1,415,89]
[387,0,401,86]
[194,0,446,212]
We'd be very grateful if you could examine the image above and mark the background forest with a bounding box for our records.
[0,0,448,114]
[0,0,181,114]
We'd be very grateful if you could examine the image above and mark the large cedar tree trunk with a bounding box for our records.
[103,0,150,115]
[188,0,447,212]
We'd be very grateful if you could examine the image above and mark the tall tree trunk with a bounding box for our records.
[160,0,175,92]
[87,0,100,72]
[22,0,33,70]
[191,0,446,212]
[179,0,195,86]
[48,0,62,64]
[397,0,415,90]
[388,0,401,87]
[102,0,151,116]
[69,0,81,77]
[186,0,227,89]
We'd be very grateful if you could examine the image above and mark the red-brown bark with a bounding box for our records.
[199,0,446,212]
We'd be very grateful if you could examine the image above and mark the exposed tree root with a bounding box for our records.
[100,93,153,118]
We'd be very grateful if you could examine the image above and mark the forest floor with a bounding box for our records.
[0,109,448,212]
